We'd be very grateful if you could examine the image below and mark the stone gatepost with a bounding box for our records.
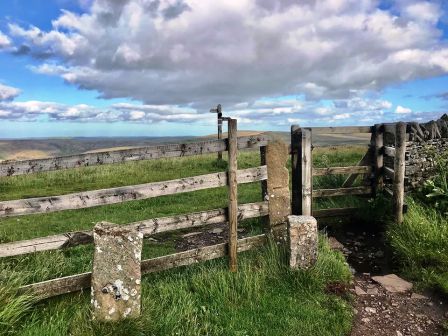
[91,221,143,321]
[287,215,318,269]
[266,140,291,240]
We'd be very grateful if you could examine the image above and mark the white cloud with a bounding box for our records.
[0,31,11,48]
[2,0,447,109]
[0,84,21,101]
[395,105,412,114]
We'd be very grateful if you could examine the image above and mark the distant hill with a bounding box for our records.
[0,131,370,161]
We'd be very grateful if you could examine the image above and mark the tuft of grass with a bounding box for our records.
[0,271,35,335]
[387,198,448,296]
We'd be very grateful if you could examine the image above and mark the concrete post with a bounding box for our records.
[91,221,143,321]
[287,215,318,270]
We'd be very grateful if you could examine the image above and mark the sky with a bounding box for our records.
[0,0,448,138]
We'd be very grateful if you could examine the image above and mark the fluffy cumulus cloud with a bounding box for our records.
[0,100,209,123]
[0,84,21,101]
[3,0,448,109]
[0,31,11,48]
[0,0,447,126]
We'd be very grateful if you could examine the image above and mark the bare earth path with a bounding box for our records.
[350,273,446,336]
[329,229,447,336]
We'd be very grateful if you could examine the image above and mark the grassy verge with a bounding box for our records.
[388,199,448,296]
[0,146,365,335]
[388,153,448,297]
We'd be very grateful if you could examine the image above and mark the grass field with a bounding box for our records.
[0,145,367,335]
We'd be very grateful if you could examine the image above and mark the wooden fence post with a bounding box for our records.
[291,125,300,215]
[393,122,407,224]
[217,105,223,161]
[372,124,384,196]
[260,146,267,200]
[291,126,312,216]
[227,118,238,272]
[301,129,313,216]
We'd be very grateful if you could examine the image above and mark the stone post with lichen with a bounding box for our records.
[266,140,291,240]
[91,221,143,321]
[287,215,318,270]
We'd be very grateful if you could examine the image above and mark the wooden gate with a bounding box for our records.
[290,124,407,224]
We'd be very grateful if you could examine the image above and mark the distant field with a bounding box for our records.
[0,131,370,161]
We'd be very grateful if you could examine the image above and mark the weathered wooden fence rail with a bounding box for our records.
[0,202,268,258]
[0,135,269,177]
[0,166,266,218]
[21,234,267,299]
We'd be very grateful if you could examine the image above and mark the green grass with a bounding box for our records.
[0,147,365,335]
[388,198,448,296]
[9,239,352,336]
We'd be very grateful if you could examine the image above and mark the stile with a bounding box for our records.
[227,118,238,272]
[393,122,407,224]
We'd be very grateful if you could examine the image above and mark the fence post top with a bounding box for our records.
[287,215,316,223]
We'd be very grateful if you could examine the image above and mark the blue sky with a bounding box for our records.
[0,0,447,138]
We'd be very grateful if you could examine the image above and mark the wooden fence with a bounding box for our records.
[0,121,409,300]
[0,119,275,299]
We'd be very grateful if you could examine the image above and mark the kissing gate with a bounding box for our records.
[290,123,407,224]
[0,119,408,311]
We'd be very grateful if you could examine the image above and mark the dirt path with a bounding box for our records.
[329,226,447,336]
[350,273,446,336]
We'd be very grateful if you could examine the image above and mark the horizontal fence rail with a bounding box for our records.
[0,166,267,218]
[310,126,372,134]
[20,234,267,299]
[313,166,371,176]
[0,135,270,177]
[383,146,396,157]
[0,201,268,258]
[312,186,372,198]
[313,207,361,218]
[384,166,395,180]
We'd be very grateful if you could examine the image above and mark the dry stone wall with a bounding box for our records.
[384,114,448,191]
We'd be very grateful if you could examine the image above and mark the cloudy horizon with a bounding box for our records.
[0,0,448,138]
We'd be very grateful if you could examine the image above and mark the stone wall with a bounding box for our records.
[386,114,448,191]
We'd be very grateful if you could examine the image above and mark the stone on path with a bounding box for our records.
[287,215,318,270]
[411,293,428,300]
[328,237,344,251]
[355,286,367,296]
[372,274,413,293]
[91,221,143,321]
